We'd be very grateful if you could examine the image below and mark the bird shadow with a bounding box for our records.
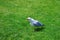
[34,27,45,32]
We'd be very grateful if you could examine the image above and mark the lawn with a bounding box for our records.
[0,0,60,40]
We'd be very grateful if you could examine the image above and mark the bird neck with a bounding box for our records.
[29,18,35,22]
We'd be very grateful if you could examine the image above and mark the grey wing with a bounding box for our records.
[33,22,43,26]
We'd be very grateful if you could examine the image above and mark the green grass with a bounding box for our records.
[0,0,60,40]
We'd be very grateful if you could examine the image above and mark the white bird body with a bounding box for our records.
[27,17,43,27]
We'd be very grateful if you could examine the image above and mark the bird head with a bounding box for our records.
[27,17,35,22]
[27,17,31,20]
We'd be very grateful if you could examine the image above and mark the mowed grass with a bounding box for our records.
[0,0,60,40]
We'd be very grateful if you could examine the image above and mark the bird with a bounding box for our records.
[27,17,44,27]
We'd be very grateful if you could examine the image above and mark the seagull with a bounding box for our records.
[27,17,44,27]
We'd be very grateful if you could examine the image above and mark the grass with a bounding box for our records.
[0,0,60,40]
